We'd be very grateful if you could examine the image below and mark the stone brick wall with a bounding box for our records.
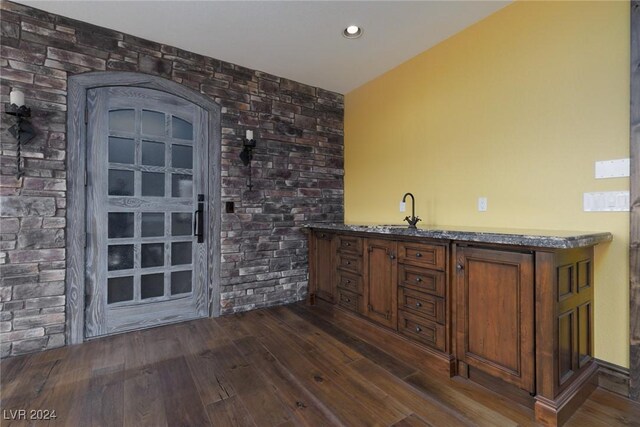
[0,1,344,357]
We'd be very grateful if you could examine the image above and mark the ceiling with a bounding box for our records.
[18,1,511,94]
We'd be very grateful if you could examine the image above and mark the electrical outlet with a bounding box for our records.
[478,197,488,212]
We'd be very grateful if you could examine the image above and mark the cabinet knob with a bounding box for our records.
[415,302,422,308]
[415,326,422,333]
[345,298,351,303]
[346,280,351,284]
[346,261,351,265]
[346,242,351,246]
[456,263,464,271]
[390,254,396,260]
[416,277,422,283]
[416,252,422,258]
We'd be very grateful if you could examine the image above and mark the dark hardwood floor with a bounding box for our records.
[1,302,639,426]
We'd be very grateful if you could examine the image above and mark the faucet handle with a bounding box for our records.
[415,216,422,224]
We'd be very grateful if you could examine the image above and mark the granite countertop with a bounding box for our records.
[305,223,613,249]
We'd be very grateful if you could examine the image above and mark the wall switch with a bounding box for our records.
[399,202,406,212]
[583,191,629,212]
[478,197,488,212]
[595,158,630,179]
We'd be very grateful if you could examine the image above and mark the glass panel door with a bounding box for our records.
[85,87,208,338]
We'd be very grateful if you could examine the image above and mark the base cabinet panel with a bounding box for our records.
[456,246,535,393]
[310,231,335,303]
[364,238,398,329]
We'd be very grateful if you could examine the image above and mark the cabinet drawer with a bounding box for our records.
[337,253,362,274]
[398,287,445,324]
[337,288,361,313]
[398,310,446,352]
[337,272,363,295]
[398,242,446,270]
[337,235,363,255]
[398,265,445,297]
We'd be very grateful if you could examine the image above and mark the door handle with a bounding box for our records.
[194,194,204,243]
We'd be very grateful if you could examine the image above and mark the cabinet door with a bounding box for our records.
[456,246,534,393]
[312,231,335,303]
[364,238,397,329]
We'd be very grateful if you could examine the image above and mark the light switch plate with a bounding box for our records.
[595,158,630,179]
[478,197,487,212]
[399,202,406,212]
[583,191,629,212]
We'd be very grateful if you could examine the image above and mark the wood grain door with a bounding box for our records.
[456,246,535,392]
[314,232,335,303]
[85,86,209,338]
[364,238,397,329]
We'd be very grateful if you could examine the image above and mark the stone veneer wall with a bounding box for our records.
[0,1,344,357]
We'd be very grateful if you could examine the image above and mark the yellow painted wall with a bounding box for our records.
[344,1,630,367]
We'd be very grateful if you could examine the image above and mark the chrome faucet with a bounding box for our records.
[402,192,421,229]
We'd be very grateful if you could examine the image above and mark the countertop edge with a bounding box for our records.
[303,223,613,249]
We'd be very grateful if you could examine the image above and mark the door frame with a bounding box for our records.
[630,0,639,401]
[66,72,221,345]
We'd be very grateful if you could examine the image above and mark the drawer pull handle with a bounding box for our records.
[416,277,422,283]
[416,253,422,258]
[415,302,422,308]
[415,326,422,333]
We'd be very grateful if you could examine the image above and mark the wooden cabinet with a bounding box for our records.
[397,241,449,353]
[307,227,600,427]
[364,238,397,329]
[455,246,535,392]
[336,235,364,314]
[308,230,336,303]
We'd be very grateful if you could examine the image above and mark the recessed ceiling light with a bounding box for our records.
[343,25,363,39]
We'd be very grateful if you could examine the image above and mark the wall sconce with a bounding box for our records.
[5,89,36,178]
[240,130,256,190]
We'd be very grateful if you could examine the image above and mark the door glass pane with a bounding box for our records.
[171,271,192,295]
[108,212,134,238]
[141,273,164,299]
[108,276,133,303]
[108,245,134,270]
[108,170,134,196]
[109,109,134,133]
[142,110,165,136]
[171,213,192,236]
[141,243,164,268]
[141,213,164,237]
[142,141,165,166]
[108,137,135,164]
[171,242,192,265]
[172,174,192,198]
[172,145,193,169]
[172,116,193,140]
[141,172,165,197]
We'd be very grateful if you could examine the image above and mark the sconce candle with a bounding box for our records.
[10,90,25,107]
[5,89,35,178]
[240,130,257,190]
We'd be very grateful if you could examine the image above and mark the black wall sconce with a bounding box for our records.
[5,89,36,178]
[240,130,256,190]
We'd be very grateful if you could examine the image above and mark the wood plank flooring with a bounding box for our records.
[1,302,639,427]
